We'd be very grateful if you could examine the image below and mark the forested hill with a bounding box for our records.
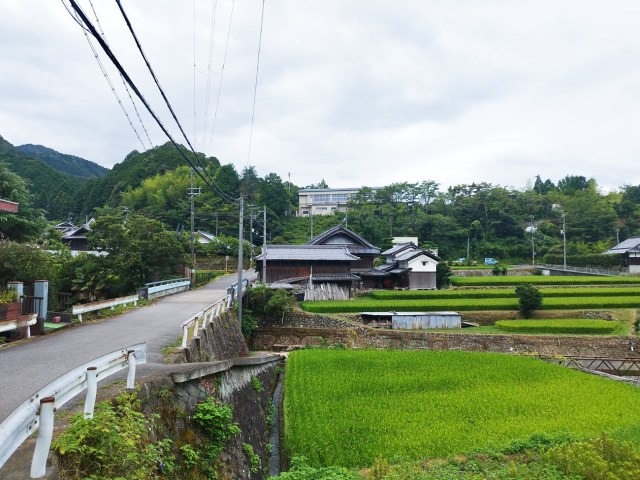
[15,144,108,180]
[0,135,78,220]
[76,142,221,213]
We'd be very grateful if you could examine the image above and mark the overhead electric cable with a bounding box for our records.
[114,0,221,191]
[207,0,235,152]
[246,0,266,165]
[65,1,147,150]
[87,0,153,148]
[201,0,220,148]
[114,0,199,157]
[193,0,197,146]
[66,0,236,204]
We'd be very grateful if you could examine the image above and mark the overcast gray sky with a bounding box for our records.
[2,1,640,191]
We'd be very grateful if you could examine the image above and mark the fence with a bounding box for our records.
[71,294,139,322]
[140,278,191,301]
[539,264,627,277]
[181,295,233,348]
[0,343,146,478]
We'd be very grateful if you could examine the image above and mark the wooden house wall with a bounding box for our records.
[264,260,351,284]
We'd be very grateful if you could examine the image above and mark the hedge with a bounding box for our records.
[495,319,618,334]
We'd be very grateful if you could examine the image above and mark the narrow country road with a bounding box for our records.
[0,271,256,423]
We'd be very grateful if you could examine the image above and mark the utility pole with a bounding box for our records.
[530,216,535,266]
[562,212,567,270]
[187,171,202,286]
[249,212,254,268]
[262,205,267,283]
[237,197,244,324]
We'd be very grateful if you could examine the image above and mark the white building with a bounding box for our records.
[298,187,380,216]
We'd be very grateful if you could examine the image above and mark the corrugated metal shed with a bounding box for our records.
[361,311,461,330]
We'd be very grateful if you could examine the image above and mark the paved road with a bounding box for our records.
[0,271,256,423]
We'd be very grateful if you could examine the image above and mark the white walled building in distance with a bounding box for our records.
[298,187,380,216]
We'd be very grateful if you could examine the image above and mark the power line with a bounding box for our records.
[201,0,219,149]
[65,0,235,205]
[68,4,147,150]
[207,0,235,153]
[88,0,153,149]
[246,0,266,165]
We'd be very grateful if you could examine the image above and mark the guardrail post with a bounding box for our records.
[193,317,200,337]
[77,313,83,323]
[30,397,55,478]
[181,324,189,348]
[84,367,98,419]
[126,350,137,389]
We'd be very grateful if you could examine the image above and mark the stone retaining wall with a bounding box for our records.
[251,326,639,358]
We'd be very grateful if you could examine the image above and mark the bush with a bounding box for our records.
[515,284,543,318]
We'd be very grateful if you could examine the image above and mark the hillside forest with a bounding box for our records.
[1,134,640,266]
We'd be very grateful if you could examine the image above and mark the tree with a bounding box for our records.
[436,262,452,289]
[515,284,543,318]
[0,163,47,241]
[85,211,186,297]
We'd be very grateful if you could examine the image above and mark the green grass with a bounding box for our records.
[451,275,640,287]
[495,319,619,334]
[284,350,640,469]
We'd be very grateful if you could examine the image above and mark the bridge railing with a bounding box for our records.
[180,278,248,350]
[142,278,191,300]
[539,264,627,277]
[0,343,146,478]
[181,295,233,348]
[71,294,139,322]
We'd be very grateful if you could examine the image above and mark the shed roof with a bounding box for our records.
[603,237,640,254]
[256,245,359,261]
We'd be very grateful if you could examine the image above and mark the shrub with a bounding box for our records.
[515,284,543,318]
[52,391,173,479]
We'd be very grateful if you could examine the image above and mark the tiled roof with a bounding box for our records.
[256,245,359,261]
[308,225,380,253]
[603,237,640,254]
[382,242,417,256]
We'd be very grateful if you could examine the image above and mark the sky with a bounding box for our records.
[2,1,640,192]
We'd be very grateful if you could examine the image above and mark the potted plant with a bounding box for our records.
[0,289,20,320]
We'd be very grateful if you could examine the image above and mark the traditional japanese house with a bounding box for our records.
[604,237,640,273]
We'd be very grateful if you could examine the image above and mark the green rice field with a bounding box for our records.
[495,319,618,334]
[300,283,640,313]
[284,349,640,468]
[451,275,640,287]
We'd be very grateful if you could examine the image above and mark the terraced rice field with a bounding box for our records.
[284,349,640,468]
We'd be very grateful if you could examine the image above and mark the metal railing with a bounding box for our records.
[181,295,233,348]
[140,278,191,300]
[0,343,146,478]
[539,264,628,277]
[71,294,139,322]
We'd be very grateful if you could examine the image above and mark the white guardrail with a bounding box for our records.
[0,314,37,337]
[145,278,191,300]
[0,343,146,478]
[71,294,139,322]
[180,279,249,349]
[181,295,233,348]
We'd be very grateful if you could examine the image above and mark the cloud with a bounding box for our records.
[1,0,640,192]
